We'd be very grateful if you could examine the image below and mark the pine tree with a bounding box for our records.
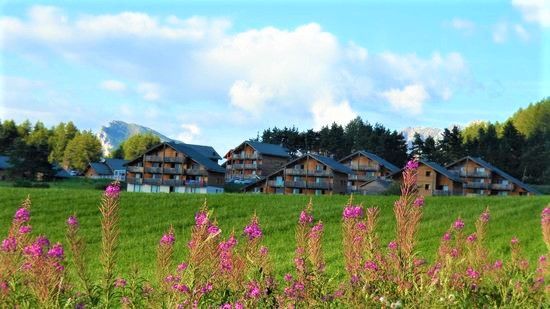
[410,133,424,159]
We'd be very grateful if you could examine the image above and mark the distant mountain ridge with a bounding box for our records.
[97,120,173,156]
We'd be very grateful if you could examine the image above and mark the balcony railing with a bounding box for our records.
[126,166,143,173]
[244,164,261,169]
[186,168,208,176]
[162,179,185,186]
[232,153,259,160]
[143,178,162,185]
[285,181,306,188]
[307,170,332,177]
[163,167,184,174]
[352,164,380,171]
[144,167,163,173]
[307,181,331,189]
[456,170,491,178]
[349,174,376,181]
[126,177,143,184]
[268,180,284,188]
[232,164,244,169]
[285,168,306,176]
[463,182,490,189]
[491,183,513,190]
[145,155,164,162]
[164,156,185,163]
[185,180,207,188]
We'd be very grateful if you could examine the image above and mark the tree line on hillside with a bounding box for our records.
[0,120,160,180]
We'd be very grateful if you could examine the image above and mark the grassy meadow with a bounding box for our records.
[0,186,548,282]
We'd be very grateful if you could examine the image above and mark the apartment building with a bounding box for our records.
[125,141,225,194]
[84,158,129,181]
[446,156,539,196]
[242,153,353,195]
[224,141,290,181]
[339,150,400,193]
[393,160,463,196]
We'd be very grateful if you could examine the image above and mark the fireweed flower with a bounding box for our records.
[244,220,262,240]
[104,183,120,198]
[493,260,503,269]
[47,243,64,259]
[260,246,269,255]
[453,218,465,230]
[1,237,16,252]
[343,206,363,219]
[466,267,480,280]
[201,283,213,294]
[466,233,477,243]
[310,222,324,238]
[405,160,419,170]
[53,261,64,272]
[160,232,175,245]
[14,207,30,223]
[177,262,188,272]
[114,278,127,288]
[35,235,50,247]
[480,211,490,223]
[442,232,452,241]
[195,211,208,226]
[247,281,261,299]
[208,225,221,235]
[67,215,79,227]
[23,243,42,257]
[299,211,313,224]
[511,237,519,245]
[356,221,367,230]
[413,196,425,208]
[284,273,293,282]
[364,260,379,271]
[18,225,32,234]
[388,241,398,250]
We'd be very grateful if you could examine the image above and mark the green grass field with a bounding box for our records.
[1,187,548,282]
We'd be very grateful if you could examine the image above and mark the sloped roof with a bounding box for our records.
[167,142,225,173]
[89,162,112,175]
[179,143,221,161]
[448,156,540,194]
[309,154,354,174]
[238,141,290,158]
[0,156,11,169]
[420,160,463,183]
[104,158,128,171]
[359,177,393,188]
[339,150,400,174]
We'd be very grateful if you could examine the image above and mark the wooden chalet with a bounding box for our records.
[84,158,128,181]
[224,141,290,182]
[339,150,400,193]
[393,160,464,196]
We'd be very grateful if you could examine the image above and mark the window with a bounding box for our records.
[425,171,431,177]
[316,164,323,171]
[501,180,509,185]
[133,184,141,192]
[315,190,322,196]
[442,185,449,192]
[293,188,301,194]
[424,184,430,190]
[151,186,160,193]
[498,191,508,196]
[315,177,321,183]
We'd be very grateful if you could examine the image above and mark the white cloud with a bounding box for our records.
[449,18,476,34]
[493,22,508,43]
[514,24,530,40]
[310,96,357,129]
[100,79,126,92]
[512,0,550,27]
[137,82,161,101]
[381,84,430,114]
[228,80,273,114]
[177,123,201,142]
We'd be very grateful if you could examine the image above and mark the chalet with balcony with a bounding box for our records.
[242,154,353,195]
[393,160,463,196]
[125,141,225,194]
[84,158,129,181]
[224,141,290,182]
[446,156,539,196]
[339,151,400,193]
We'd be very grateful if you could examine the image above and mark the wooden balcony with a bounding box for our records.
[352,164,380,172]
[307,170,332,177]
[491,183,513,190]
[244,164,261,169]
[307,181,331,189]
[286,168,306,176]
[164,156,185,163]
[463,182,490,189]
[162,179,185,186]
[163,167,184,174]
[126,166,143,173]
[268,180,284,188]
[349,174,375,181]
[145,167,163,173]
[145,155,164,162]
[186,168,208,176]
[143,178,162,185]
[232,153,259,160]
[456,170,491,178]
[126,177,143,184]
[285,181,306,188]
[232,164,244,169]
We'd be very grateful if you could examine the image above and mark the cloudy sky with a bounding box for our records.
[1,0,549,154]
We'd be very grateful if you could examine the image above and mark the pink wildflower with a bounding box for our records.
[177,262,188,272]
[388,241,398,250]
[284,273,293,282]
[104,183,120,198]
[47,243,64,259]
[247,281,261,299]
[364,260,379,271]
[160,232,175,245]
[121,297,131,305]
[453,218,465,230]
[413,196,424,207]
[466,233,477,243]
[299,211,313,224]
[244,220,262,240]
[343,205,363,219]
[208,225,221,235]
[310,222,324,238]
[466,267,480,280]
[405,160,419,170]
[1,237,16,252]
[195,211,208,226]
[539,255,547,263]
[442,232,452,241]
[35,235,50,247]
[114,278,127,288]
[220,305,232,309]
[260,246,268,255]
[356,221,367,230]
[201,283,213,294]
[52,261,64,272]
[450,248,459,258]
[23,243,42,257]
[14,208,30,223]
[18,225,32,234]
[511,237,519,245]
[493,260,503,269]
[173,284,190,293]
[480,211,490,223]
[67,216,78,227]
[235,303,244,309]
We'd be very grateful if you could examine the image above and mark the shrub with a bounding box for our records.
[1,164,548,307]
[12,180,50,188]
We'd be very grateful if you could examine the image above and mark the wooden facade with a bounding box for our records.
[243,154,352,195]
[446,156,538,196]
[126,142,225,194]
[224,141,289,181]
[393,160,463,196]
[339,151,400,193]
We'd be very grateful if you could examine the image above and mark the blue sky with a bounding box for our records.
[1,0,549,155]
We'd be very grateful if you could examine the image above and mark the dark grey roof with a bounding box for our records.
[242,141,290,158]
[89,162,112,175]
[178,143,221,161]
[104,158,128,171]
[0,156,12,169]
[167,142,225,173]
[451,156,540,195]
[54,166,72,178]
[340,151,400,174]
[420,160,463,182]
[310,154,354,174]
[359,177,393,188]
